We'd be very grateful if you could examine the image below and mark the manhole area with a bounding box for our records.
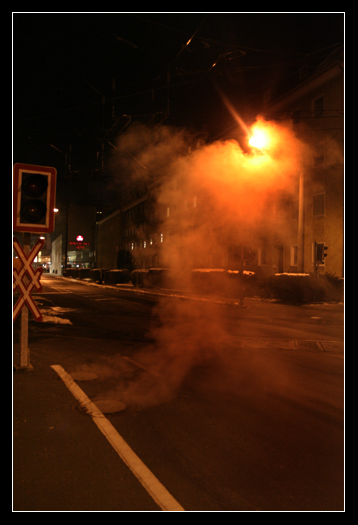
[75,397,127,417]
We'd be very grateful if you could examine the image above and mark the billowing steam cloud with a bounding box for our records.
[155,117,312,284]
[97,118,316,407]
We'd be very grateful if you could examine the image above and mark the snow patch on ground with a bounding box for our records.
[39,307,73,325]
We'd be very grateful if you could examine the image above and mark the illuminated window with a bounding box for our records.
[160,233,164,243]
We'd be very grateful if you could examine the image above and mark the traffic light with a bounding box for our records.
[13,163,57,233]
[315,241,328,265]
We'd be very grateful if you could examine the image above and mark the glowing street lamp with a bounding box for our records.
[248,128,270,150]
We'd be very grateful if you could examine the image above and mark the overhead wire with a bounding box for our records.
[14,15,343,142]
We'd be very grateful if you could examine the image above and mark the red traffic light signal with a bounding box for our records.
[13,163,57,233]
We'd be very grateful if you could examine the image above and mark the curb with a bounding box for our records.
[234,338,343,353]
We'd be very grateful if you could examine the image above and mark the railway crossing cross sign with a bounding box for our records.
[13,237,44,322]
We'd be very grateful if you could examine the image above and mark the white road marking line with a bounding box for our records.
[51,364,185,512]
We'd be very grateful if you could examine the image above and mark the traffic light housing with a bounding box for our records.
[315,241,328,265]
[13,163,57,233]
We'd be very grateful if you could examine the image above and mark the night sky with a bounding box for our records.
[13,12,344,207]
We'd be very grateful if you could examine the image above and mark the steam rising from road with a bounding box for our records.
[100,118,317,407]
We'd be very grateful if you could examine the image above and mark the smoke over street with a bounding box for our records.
[92,118,326,409]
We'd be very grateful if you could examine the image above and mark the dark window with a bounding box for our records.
[243,245,256,261]
[314,143,325,166]
[291,245,298,266]
[314,96,324,118]
[313,194,325,217]
[292,109,301,125]
[300,64,308,79]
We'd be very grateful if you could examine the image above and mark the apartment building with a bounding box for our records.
[96,47,344,280]
[260,46,344,277]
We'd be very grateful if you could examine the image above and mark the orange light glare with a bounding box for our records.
[249,129,269,149]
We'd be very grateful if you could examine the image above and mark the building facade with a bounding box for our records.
[261,46,344,277]
[97,189,166,271]
[96,47,344,281]
[96,208,121,270]
[51,204,97,274]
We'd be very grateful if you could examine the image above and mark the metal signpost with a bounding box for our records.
[13,163,57,370]
[13,237,44,369]
[13,237,44,321]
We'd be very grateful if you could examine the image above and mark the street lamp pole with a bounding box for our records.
[297,169,305,272]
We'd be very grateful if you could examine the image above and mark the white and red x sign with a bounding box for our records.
[13,238,44,322]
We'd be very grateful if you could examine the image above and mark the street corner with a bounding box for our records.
[295,339,344,354]
[320,341,344,354]
[295,340,324,352]
[269,339,296,350]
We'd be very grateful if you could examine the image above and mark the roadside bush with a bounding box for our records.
[89,268,101,281]
[63,267,73,278]
[108,269,130,284]
[191,269,257,297]
[191,269,229,295]
[317,273,344,302]
[130,268,173,288]
[268,273,344,304]
[130,269,150,287]
[66,267,78,278]
[130,268,171,287]
[78,268,90,279]
[232,270,259,297]
[100,269,110,283]
[147,268,171,288]
[268,273,313,304]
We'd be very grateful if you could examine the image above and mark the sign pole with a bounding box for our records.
[20,306,29,368]
[19,234,32,370]
[13,163,57,371]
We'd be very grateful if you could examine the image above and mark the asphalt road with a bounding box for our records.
[13,275,344,511]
